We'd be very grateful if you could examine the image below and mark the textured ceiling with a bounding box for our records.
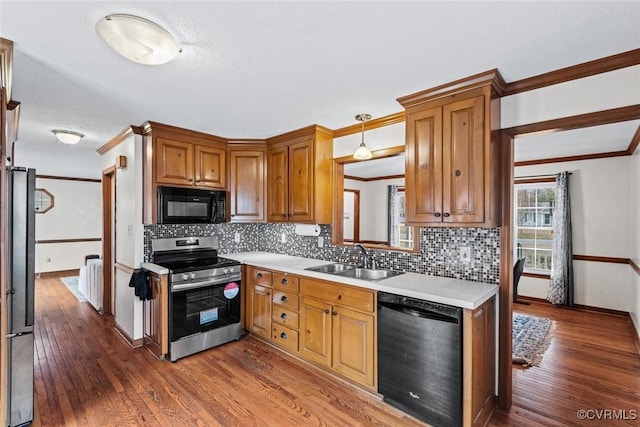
[1,1,639,162]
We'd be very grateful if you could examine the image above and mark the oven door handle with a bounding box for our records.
[171,275,241,293]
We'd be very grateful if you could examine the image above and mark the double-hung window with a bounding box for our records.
[514,182,556,273]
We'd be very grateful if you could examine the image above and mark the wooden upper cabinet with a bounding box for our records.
[398,70,504,227]
[149,122,227,190]
[266,125,333,224]
[195,145,226,188]
[156,138,194,186]
[267,146,289,222]
[229,146,266,222]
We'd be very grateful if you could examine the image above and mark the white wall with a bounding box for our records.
[34,177,102,273]
[515,156,633,311]
[502,65,640,128]
[13,142,102,179]
[343,191,355,240]
[101,133,145,340]
[629,150,640,339]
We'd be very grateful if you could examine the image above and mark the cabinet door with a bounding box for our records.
[288,140,314,222]
[299,297,332,367]
[195,145,226,189]
[442,95,485,223]
[332,306,375,388]
[156,138,194,186]
[405,107,443,224]
[266,146,289,222]
[249,284,272,339]
[229,150,265,222]
[143,273,168,359]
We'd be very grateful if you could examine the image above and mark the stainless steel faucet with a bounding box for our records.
[354,243,375,269]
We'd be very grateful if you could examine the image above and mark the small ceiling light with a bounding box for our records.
[52,130,84,145]
[353,113,373,160]
[95,14,181,65]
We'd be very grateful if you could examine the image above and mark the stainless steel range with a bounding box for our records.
[151,237,241,361]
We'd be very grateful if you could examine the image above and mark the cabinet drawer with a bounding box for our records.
[272,324,299,352]
[273,272,300,292]
[300,279,374,313]
[272,307,299,329]
[248,266,272,286]
[272,290,299,311]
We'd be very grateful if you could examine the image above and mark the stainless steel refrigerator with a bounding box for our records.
[5,167,35,426]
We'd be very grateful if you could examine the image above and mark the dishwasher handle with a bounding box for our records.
[378,300,460,324]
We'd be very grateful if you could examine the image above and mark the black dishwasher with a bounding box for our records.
[377,292,462,427]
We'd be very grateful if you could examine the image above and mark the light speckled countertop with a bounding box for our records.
[221,251,498,310]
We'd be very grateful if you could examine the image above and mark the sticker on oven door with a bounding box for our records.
[224,282,239,299]
[200,307,218,324]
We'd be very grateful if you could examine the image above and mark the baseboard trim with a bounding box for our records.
[631,318,640,357]
[38,269,80,278]
[516,296,630,318]
[114,322,144,348]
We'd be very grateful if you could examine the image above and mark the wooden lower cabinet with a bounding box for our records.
[299,297,332,366]
[331,306,375,388]
[463,296,496,427]
[248,283,272,339]
[143,271,168,359]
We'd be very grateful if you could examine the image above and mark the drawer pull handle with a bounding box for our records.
[280,313,288,320]
[280,332,288,339]
[280,295,288,302]
[281,279,287,285]
[332,311,337,316]
[256,273,262,279]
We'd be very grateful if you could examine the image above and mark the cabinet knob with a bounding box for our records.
[280,332,288,339]
[256,273,262,279]
[435,212,441,218]
[282,214,287,218]
[280,313,288,320]
[280,295,288,302]
[195,179,201,183]
[324,309,330,314]
[443,213,451,218]
[337,294,342,300]
[187,178,193,183]
[332,311,338,316]
[281,279,287,285]
[455,170,461,177]
[266,291,271,296]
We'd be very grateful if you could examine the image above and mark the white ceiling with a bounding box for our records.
[1,1,639,163]
[344,153,405,179]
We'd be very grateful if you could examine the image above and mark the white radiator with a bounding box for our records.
[79,259,103,311]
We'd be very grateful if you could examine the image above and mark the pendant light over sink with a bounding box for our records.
[95,14,181,65]
[353,113,373,160]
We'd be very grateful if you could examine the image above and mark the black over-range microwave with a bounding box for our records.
[157,186,227,224]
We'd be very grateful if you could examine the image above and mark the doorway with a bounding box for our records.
[101,166,115,316]
[343,189,360,243]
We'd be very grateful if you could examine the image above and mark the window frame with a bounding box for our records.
[514,179,556,274]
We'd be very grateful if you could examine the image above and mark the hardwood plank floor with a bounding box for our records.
[33,275,640,426]
[32,275,423,426]
[490,302,640,427]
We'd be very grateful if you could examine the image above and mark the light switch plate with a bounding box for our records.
[281,233,287,243]
[460,246,471,264]
[234,232,240,243]
[318,236,324,247]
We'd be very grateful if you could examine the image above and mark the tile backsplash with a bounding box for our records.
[144,223,500,284]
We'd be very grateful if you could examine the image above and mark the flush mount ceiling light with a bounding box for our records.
[95,14,181,65]
[52,129,84,145]
[353,113,373,160]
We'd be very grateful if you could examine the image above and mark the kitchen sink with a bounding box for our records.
[305,263,356,274]
[333,268,405,282]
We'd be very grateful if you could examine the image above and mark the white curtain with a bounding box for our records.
[387,185,399,247]
[547,172,574,306]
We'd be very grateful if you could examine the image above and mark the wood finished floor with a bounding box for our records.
[34,275,640,426]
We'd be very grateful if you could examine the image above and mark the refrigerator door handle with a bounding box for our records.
[25,168,36,327]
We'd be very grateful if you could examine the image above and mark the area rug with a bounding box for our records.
[512,313,554,367]
[60,276,87,303]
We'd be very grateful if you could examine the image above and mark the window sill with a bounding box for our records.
[522,271,550,279]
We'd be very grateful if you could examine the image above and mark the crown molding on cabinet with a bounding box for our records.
[97,126,137,155]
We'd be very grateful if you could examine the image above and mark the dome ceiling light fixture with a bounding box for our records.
[353,113,373,160]
[95,14,181,65]
[51,129,84,145]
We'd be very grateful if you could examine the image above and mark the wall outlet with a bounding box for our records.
[460,246,471,264]
[318,236,324,248]
[234,232,240,243]
[281,233,287,243]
